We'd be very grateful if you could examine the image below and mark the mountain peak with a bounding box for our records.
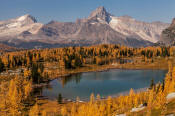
[88,6,111,23]
[17,14,37,23]
[96,6,106,12]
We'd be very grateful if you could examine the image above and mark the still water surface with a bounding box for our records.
[42,69,167,101]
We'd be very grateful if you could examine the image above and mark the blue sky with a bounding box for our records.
[0,0,174,24]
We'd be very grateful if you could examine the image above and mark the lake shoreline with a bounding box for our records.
[38,87,150,108]
[38,70,166,103]
[39,62,168,83]
[32,60,168,91]
[33,58,169,104]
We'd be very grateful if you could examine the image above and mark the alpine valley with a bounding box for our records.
[0,7,170,49]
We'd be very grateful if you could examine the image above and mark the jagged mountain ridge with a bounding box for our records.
[0,6,169,49]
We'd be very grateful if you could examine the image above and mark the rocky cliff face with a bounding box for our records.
[0,7,169,49]
[170,18,175,27]
[109,16,169,43]
[88,6,111,23]
[160,18,175,45]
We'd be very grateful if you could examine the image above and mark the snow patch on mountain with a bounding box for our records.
[7,22,21,28]
[109,16,119,25]
[17,15,28,21]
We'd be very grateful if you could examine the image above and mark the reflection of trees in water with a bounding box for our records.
[59,73,82,87]
[32,87,43,98]
[32,84,51,98]
[116,58,132,64]
[57,59,133,87]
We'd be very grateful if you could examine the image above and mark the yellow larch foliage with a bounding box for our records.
[24,80,32,98]
[61,106,68,116]
[29,103,40,116]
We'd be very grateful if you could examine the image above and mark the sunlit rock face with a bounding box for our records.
[109,16,169,43]
[160,18,175,45]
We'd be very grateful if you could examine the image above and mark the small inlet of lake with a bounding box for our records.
[40,69,167,101]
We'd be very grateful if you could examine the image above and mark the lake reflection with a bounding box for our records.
[42,69,167,101]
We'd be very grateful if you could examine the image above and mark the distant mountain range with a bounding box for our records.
[0,6,170,49]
